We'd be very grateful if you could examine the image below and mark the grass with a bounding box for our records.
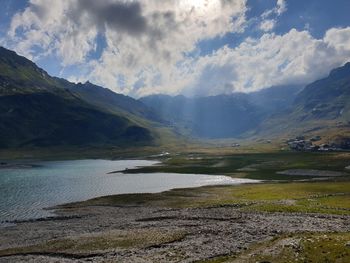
[196,233,350,263]
[8,150,348,216]
[63,180,350,216]
[0,139,311,163]
[224,232,350,263]
[0,229,187,257]
[16,149,350,214]
[2,150,350,261]
[4,179,349,260]
[119,151,350,180]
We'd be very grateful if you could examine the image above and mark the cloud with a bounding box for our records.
[276,0,287,16]
[259,0,286,33]
[74,0,148,35]
[259,19,276,32]
[184,27,350,95]
[3,0,350,98]
[4,0,248,95]
[262,0,287,19]
[7,0,98,65]
[324,27,350,51]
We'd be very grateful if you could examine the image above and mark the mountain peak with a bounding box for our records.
[329,62,350,80]
[0,46,52,92]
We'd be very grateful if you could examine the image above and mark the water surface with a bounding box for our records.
[0,159,257,222]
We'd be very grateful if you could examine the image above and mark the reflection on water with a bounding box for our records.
[0,159,258,222]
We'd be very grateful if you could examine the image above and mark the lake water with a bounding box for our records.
[0,159,258,222]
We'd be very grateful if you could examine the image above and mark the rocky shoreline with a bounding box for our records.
[1,199,349,262]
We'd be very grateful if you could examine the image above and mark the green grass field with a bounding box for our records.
[119,151,350,180]
[65,180,350,215]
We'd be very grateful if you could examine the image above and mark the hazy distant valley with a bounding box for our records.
[1,46,349,152]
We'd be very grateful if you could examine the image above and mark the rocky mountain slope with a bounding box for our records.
[0,47,153,148]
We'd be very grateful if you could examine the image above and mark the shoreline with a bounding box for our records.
[1,152,349,262]
[1,179,262,226]
[0,180,349,262]
[0,158,261,224]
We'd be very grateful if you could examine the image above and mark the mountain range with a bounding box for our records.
[140,85,304,138]
[141,65,350,142]
[0,46,349,149]
[0,47,155,148]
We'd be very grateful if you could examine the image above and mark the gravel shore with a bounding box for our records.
[1,203,349,262]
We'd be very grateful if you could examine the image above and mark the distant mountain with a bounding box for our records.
[247,85,303,114]
[0,47,153,148]
[1,46,348,146]
[294,62,350,120]
[54,79,162,123]
[74,82,161,121]
[140,85,303,138]
[141,94,263,138]
[141,62,350,141]
[257,62,350,142]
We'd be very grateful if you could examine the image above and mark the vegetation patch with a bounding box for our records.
[196,232,350,263]
[120,152,350,181]
[235,232,350,263]
[0,229,187,257]
[64,181,350,216]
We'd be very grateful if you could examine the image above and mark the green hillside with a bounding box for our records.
[0,47,154,148]
[294,62,350,121]
[258,62,350,143]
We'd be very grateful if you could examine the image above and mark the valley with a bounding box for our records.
[0,151,349,262]
[0,47,350,263]
[1,46,350,152]
[1,1,350,262]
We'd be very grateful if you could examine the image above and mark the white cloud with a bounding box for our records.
[7,0,98,65]
[182,27,350,95]
[276,0,287,16]
[262,0,287,18]
[87,0,248,95]
[259,0,287,34]
[259,19,276,32]
[324,27,350,51]
[4,0,248,95]
[3,0,350,98]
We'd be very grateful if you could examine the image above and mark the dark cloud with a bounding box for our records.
[31,3,48,19]
[74,0,148,35]
[147,11,178,48]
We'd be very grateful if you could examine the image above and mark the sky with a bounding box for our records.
[1,0,350,97]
